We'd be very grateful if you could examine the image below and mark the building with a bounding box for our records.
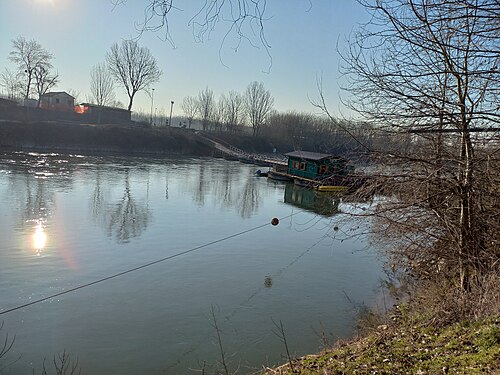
[75,103,131,124]
[39,92,75,111]
[285,151,353,180]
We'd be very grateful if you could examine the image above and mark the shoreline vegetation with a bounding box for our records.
[262,317,499,374]
[0,121,498,374]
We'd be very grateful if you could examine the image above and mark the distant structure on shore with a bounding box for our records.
[0,91,131,125]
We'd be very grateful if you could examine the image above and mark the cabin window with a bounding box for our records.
[300,162,306,170]
[319,165,330,174]
[55,98,60,104]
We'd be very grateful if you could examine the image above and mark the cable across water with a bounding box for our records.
[0,212,302,316]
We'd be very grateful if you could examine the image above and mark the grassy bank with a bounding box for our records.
[0,121,213,156]
[260,271,500,374]
[262,316,499,374]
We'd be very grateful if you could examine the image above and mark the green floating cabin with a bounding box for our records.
[285,151,353,180]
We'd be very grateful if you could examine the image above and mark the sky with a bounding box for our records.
[0,0,369,117]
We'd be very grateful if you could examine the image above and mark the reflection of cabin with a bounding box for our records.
[76,103,131,124]
[285,151,353,179]
[284,184,339,216]
[40,92,75,111]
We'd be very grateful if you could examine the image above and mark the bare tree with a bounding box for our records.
[225,90,244,133]
[341,0,499,293]
[0,69,23,100]
[114,0,272,69]
[213,94,227,132]
[9,36,54,100]
[33,65,59,106]
[90,63,115,106]
[106,40,162,111]
[66,89,81,104]
[197,87,215,131]
[244,81,274,136]
[181,95,198,129]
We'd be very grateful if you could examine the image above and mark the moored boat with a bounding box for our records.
[268,151,365,192]
[267,169,294,181]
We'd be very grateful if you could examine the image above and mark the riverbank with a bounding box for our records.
[0,120,213,156]
[260,271,499,374]
[262,316,499,374]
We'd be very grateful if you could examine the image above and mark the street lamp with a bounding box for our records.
[169,100,174,127]
[150,88,155,126]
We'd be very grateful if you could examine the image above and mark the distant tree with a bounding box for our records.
[66,88,81,104]
[0,68,23,100]
[224,90,244,134]
[9,36,54,100]
[244,81,274,136]
[90,63,115,107]
[106,40,162,111]
[109,99,125,109]
[181,96,198,129]
[213,94,226,131]
[197,87,215,131]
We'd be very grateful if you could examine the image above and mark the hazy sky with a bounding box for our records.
[0,0,369,117]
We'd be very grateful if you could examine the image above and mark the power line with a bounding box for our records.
[409,127,500,133]
[0,213,301,316]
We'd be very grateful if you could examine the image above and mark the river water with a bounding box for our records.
[0,152,383,374]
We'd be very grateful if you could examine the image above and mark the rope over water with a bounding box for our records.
[0,212,302,316]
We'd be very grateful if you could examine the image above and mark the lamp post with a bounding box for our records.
[150,88,155,126]
[169,100,174,127]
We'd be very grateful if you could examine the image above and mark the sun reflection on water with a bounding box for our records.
[33,221,47,255]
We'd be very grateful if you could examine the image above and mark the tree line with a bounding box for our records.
[180,82,273,136]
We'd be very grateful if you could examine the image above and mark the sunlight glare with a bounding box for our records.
[33,222,47,255]
[35,0,56,7]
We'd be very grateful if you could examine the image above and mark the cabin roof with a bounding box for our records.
[42,91,75,98]
[285,151,335,161]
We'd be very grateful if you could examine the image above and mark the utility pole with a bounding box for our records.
[169,100,174,127]
[150,88,155,126]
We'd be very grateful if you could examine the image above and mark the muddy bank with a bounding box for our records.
[0,121,213,156]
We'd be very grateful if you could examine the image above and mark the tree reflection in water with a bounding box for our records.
[238,174,260,218]
[105,169,150,244]
[90,169,104,220]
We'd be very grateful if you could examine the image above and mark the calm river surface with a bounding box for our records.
[0,152,383,374]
